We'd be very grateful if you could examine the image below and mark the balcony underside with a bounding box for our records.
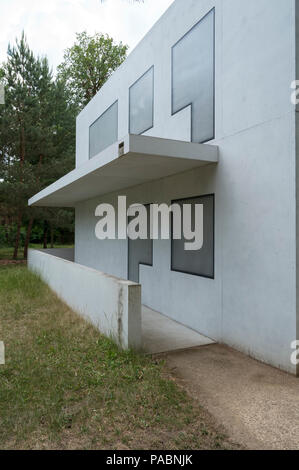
[29,134,219,208]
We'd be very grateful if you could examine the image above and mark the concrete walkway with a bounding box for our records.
[165,344,299,450]
[142,306,215,354]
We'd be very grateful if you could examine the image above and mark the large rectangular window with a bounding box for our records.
[172,9,215,143]
[89,101,118,159]
[129,66,154,135]
[171,195,214,279]
[128,204,153,283]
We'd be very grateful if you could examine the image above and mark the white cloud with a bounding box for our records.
[0,0,174,73]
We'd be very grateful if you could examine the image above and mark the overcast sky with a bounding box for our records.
[0,0,174,73]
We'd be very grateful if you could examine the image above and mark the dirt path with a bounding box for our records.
[165,344,299,450]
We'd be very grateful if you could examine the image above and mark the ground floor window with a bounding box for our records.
[128,204,153,283]
[171,194,214,279]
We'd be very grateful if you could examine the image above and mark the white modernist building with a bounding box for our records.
[29,0,299,375]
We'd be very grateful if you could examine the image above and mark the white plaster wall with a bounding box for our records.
[28,249,141,350]
[76,0,295,167]
[76,163,221,341]
[74,0,297,373]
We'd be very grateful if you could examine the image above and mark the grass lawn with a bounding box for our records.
[0,265,235,450]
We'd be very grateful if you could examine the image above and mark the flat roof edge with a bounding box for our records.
[28,135,218,207]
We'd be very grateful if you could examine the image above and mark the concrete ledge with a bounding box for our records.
[35,248,75,262]
[28,249,141,350]
[28,134,218,207]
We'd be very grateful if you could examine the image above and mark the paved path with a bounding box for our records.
[142,306,214,354]
[165,344,299,450]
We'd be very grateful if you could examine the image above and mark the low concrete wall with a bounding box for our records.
[36,248,75,262]
[28,249,141,350]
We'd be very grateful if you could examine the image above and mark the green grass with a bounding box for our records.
[0,265,234,450]
[0,244,74,261]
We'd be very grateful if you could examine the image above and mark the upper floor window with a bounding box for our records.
[172,8,215,143]
[129,66,154,135]
[89,101,118,159]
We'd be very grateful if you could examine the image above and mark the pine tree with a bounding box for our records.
[0,33,76,259]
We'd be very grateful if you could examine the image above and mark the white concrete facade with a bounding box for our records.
[28,135,218,207]
[29,0,299,375]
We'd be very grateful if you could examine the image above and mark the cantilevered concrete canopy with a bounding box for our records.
[29,134,218,207]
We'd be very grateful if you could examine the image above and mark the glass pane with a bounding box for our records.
[171,195,214,278]
[89,101,118,159]
[128,205,153,283]
[129,67,154,135]
[172,9,215,143]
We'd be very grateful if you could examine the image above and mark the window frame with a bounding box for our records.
[170,193,215,280]
[171,7,216,144]
[129,65,155,136]
[89,100,118,160]
[127,203,154,283]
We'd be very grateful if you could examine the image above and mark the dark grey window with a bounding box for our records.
[129,66,154,135]
[128,204,153,283]
[89,101,118,159]
[171,195,214,279]
[172,9,215,143]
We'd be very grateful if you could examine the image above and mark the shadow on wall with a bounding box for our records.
[37,248,74,262]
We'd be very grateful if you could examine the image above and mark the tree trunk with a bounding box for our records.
[13,120,25,260]
[20,124,25,166]
[4,216,9,244]
[13,212,22,260]
[50,226,54,249]
[23,216,34,260]
[43,221,48,249]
